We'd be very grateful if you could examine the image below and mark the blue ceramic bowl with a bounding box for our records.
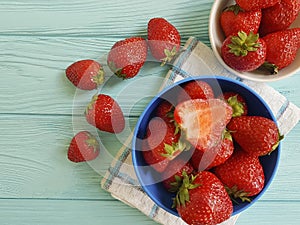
[132,76,280,217]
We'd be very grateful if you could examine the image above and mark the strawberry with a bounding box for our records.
[191,130,234,171]
[259,0,300,36]
[142,139,170,173]
[236,0,280,11]
[227,116,282,156]
[85,94,125,133]
[220,4,262,37]
[146,117,184,160]
[262,28,300,72]
[218,91,248,117]
[65,59,104,90]
[175,171,233,225]
[147,18,181,65]
[155,100,174,121]
[177,80,214,104]
[67,131,100,163]
[214,148,265,201]
[221,31,267,72]
[142,117,186,172]
[161,158,194,192]
[107,37,147,79]
[174,99,233,151]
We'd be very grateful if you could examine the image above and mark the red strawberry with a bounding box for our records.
[161,158,194,192]
[107,37,147,79]
[85,94,125,133]
[220,4,262,37]
[67,131,100,163]
[191,130,234,171]
[262,28,300,72]
[236,0,280,11]
[218,91,248,117]
[259,0,300,36]
[175,171,233,225]
[174,99,233,151]
[221,31,267,72]
[147,18,181,65]
[227,116,282,156]
[142,117,185,173]
[142,139,169,173]
[146,117,183,160]
[214,148,265,201]
[155,100,174,121]
[65,59,104,90]
[177,80,214,104]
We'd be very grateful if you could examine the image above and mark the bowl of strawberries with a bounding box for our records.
[209,0,300,82]
[132,76,282,225]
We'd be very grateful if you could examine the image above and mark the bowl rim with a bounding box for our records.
[132,75,281,216]
[208,0,300,82]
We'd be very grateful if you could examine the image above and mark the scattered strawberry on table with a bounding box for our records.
[85,94,125,134]
[107,37,148,79]
[65,59,104,90]
[148,17,181,65]
[65,17,181,164]
[220,0,300,74]
[67,131,100,163]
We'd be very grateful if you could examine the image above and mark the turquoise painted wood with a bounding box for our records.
[0,0,299,224]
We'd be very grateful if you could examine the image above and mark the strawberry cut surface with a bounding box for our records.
[174,99,233,151]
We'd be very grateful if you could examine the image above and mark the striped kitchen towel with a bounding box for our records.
[101,37,300,225]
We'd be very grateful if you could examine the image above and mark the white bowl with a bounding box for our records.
[209,0,300,82]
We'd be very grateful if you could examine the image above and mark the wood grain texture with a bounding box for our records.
[0,0,299,224]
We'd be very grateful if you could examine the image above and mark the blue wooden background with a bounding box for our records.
[0,0,299,224]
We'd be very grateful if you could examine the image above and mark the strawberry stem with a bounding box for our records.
[161,46,178,66]
[226,95,245,117]
[228,31,260,57]
[225,185,252,203]
[173,171,200,208]
[257,61,279,75]
[224,4,244,15]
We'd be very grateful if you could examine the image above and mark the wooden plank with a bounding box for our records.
[0,36,168,115]
[0,198,158,225]
[0,115,136,199]
[0,0,212,42]
[237,200,300,225]
[0,35,299,116]
[0,198,299,225]
[0,115,299,201]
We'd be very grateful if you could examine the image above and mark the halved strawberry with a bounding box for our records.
[174,99,233,151]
